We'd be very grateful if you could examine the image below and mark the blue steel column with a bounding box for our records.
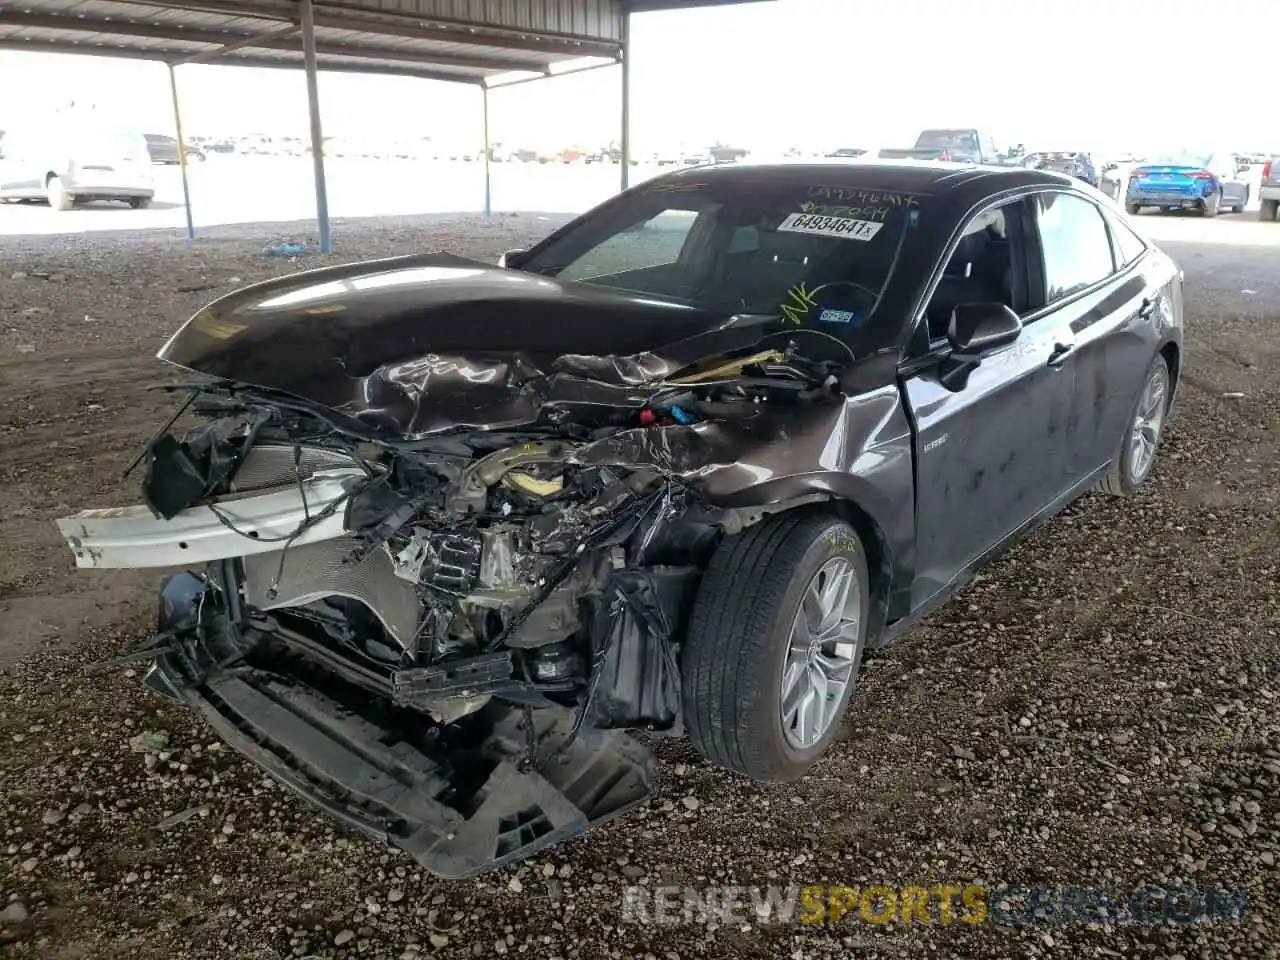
[167,63,195,240]
[482,82,492,216]
[619,12,632,191]
[300,0,332,253]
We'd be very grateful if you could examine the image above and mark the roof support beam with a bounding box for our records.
[0,37,169,63]
[300,0,331,255]
[0,11,541,72]
[198,53,484,85]
[79,0,297,21]
[483,59,616,89]
[169,24,300,65]
[0,37,480,83]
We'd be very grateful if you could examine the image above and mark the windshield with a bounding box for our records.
[517,179,918,329]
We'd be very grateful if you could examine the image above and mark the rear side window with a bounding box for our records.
[1035,192,1115,301]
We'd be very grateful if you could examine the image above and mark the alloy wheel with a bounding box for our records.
[780,556,861,749]
[1130,362,1169,482]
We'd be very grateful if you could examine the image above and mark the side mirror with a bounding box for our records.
[937,303,1021,392]
[947,302,1023,355]
[498,248,529,269]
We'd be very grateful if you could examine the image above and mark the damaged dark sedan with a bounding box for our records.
[56,161,1183,878]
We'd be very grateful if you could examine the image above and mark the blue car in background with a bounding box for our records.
[1125,152,1251,217]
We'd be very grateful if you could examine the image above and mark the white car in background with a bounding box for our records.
[0,125,154,210]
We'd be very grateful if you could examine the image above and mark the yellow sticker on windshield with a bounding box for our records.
[781,281,819,325]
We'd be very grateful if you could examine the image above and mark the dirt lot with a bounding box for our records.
[0,213,1277,959]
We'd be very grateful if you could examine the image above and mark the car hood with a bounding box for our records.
[158,252,787,437]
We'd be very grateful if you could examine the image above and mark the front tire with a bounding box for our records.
[682,512,870,782]
[1097,354,1171,497]
[128,197,152,209]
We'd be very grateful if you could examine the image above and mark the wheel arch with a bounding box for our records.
[1159,339,1181,409]
[712,474,907,642]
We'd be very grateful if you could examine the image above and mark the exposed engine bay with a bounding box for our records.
[57,331,854,877]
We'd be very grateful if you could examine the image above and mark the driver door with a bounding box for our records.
[901,195,1078,606]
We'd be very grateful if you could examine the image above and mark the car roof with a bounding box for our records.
[649,159,1079,208]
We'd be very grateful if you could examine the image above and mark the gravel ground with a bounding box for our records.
[0,213,1277,959]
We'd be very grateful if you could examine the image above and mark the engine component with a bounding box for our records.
[449,440,576,514]
[503,471,564,498]
[393,529,482,592]
[527,642,583,682]
[427,693,492,725]
[477,529,519,589]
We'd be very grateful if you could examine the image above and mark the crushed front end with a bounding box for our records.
[55,358,825,875]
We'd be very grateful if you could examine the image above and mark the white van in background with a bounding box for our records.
[0,125,154,210]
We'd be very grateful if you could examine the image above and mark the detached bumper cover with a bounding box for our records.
[151,650,655,878]
[141,573,657,879]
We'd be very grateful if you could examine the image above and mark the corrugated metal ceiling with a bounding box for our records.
[0,0,643,84]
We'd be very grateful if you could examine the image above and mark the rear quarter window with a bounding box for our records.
[1105,212,1147,267]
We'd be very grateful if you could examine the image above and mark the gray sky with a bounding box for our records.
[0,0,1271,155]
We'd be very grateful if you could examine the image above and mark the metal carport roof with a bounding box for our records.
[0,1,762,84]
[0,0,770,246]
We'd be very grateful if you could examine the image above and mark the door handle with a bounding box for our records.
[1138,297,1156,319]
[1047,342,1075,368]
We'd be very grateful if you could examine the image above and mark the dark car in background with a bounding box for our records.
[144,133,205,164]
[56,160,1183,879]
[1022,151,1099,187]
[879,128,1001,163]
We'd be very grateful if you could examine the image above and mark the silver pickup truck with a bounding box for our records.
[1261,157,1279,221]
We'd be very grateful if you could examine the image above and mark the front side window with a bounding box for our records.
[519,179,921,342]
[1036,192,1115,301]
[925,200,1020,339]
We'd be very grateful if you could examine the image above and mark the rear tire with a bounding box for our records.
[1097,354,1171,497]
[1200,191,1220,217]
[46,176,73,211]
[1261,198,1279,222]
[682,512,870,782]
[1125,202,1141,216]
[128,197,152,209]
[1230,189,1248,214]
